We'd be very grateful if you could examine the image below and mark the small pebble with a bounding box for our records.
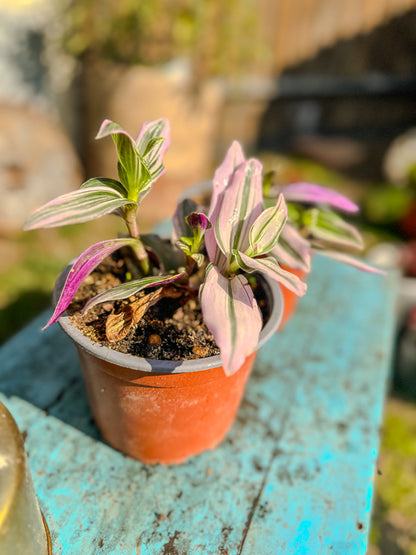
[192,345,209,357]
[148,334,162,345]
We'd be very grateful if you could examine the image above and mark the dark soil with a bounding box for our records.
[67,252,270,361]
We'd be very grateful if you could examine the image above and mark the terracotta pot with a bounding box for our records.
[55,270,283,465]
[278,266,307,330]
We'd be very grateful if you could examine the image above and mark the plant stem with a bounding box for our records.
[227,259,240,276]
[125,206,150,275]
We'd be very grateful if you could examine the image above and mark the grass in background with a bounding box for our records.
[0,218,122,343]
[369,396,416,555]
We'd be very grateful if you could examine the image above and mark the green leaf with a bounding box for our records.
[249,193,287,256]
[83,272,184,313]
[302,208,363,249]
[96,119,167,204]
[234,250,307,296]
[80,177,128,197]
[24,186,135,230]
[113,133,151,201]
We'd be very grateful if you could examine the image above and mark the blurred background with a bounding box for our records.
[0,1,416,552]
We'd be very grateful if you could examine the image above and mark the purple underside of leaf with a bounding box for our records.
[200,264,262,376]
[45,238,140,328]
[23,186,133,230]
[235,251,307,296]
[208,140,245,219]
[313,248,385,274]
[272,224,312,272]
[187,212,211,233]
[214,159,263,257]
[82,271,185,313]
[282,182,359,213]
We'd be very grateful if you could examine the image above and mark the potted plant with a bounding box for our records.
[262,174,382,326]
[24,118,308,464]
[176,166,381,329]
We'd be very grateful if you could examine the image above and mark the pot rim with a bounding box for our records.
[55,264,283,374]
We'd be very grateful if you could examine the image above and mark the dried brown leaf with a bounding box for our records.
[106,305,133,342]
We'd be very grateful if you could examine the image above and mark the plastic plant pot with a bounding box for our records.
[54,268,283,465]
[277,266,307,330]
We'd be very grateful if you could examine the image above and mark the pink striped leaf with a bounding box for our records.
[208,140,245,219]
[96,119,169,203]
[282,182,359,213]
[271,224,312,272]
[248,193,287,256]
[45,238,141,328]
[303,208,364,249]
[312,247,385,274]
[200,264,262,376]
[136,118,170,181]
[234,251,307,296]
[82,271,185,313]
[213,159,263,259]
[24,180,134,230]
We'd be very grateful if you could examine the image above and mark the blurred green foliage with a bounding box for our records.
[60,0,267,79]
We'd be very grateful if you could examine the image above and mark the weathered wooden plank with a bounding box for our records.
[240,256,398,554]
[0,255,398,554]
[0,313,79,409]
[2,393,279,554]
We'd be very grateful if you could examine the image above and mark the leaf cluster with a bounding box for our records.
[24,118,379,375]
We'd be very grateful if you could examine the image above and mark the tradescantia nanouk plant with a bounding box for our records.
[262,173,380,274]
[24,118,307,375]
[25,117,375,376]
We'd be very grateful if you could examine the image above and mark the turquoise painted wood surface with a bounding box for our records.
[0,255,398,554]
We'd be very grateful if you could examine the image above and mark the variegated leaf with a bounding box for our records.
[96,119,128,140]
[312,248,385,274]
[282,182,359,213]
[303,208,364,249]
[115,132,150,202]
[213,159,263,258]
[208,140,245,219]
[271,224,311,272]
[235,250,307,296]
[96,120,146,200]
[82,272,185,313]
[136,118,170,180]
[200,264,262,376]
[248,193,287,256]
[24,186,134,230]
[80,177,128,196]
[45,238,140,327]
[96,119,165,203]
